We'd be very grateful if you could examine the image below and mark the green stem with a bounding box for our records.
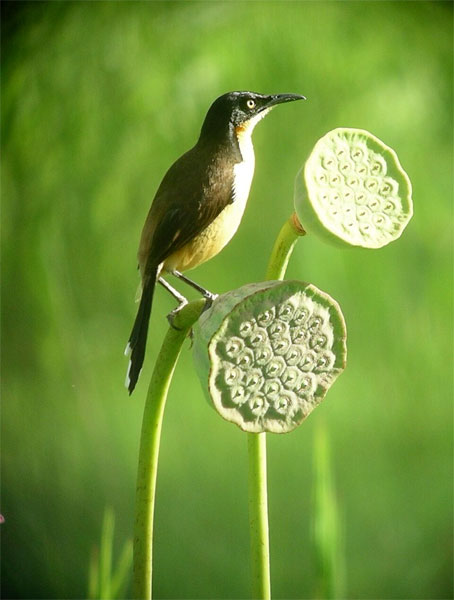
[247,212,306,599]
[248,432,271,600]
[133,300,205,600]
[133,212,306,600]
[265,213,306,281]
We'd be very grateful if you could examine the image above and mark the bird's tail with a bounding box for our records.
[125,267,158,394]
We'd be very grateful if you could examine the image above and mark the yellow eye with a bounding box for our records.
[246,99,256,109]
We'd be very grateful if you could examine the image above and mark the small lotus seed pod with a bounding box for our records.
[294,128,413,248]
[192,281,347,433]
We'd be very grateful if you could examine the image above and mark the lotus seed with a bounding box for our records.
[239,320,255,337]
[225,337,244,358]
[271,337,291,355]
[278,303,295,321]
[249,327,267,347]
[264,379,282,398]
[254,346,273,366]
[257,308,275,327]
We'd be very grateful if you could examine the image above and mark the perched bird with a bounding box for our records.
[125,90,305,393]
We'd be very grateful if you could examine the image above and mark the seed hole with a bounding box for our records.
[366,179,378,191]
[293,309,309,326]
[239,320,254,337]
[356,192,366,204]
[277,398,288,410]
[264,380,281,397]
[249,394,267,415]
[300,375,313,390]
[278,303,294,321]
[224,365,242,386]
[351,148,364,161]
[255,346,272,366]
[257,309,275,327]
[368,198,379,211]
[384,200,396,213]
[308,316,323,333]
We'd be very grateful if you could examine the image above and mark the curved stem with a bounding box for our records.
[133,212,306,600]
[247,212,306,599]
[133,300,205,600]
[265,212,306,281]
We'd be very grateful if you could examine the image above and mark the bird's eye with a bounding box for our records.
[246,99,256,110]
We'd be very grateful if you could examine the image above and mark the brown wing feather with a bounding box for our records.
[139,141,239,278]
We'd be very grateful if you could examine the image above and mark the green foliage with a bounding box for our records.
[88,507,133,600]
[2,2,452,599]
[313,422,345,599]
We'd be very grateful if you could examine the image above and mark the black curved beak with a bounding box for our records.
[263,93,306,110]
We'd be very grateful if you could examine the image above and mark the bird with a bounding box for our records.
[125,90,305,393]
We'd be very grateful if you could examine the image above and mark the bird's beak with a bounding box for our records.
[261,93,306,111]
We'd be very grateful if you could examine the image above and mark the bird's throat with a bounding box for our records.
[234,108,271,162]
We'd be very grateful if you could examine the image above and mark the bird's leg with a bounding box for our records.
[158,277,189,330]
[158,276,188,306]
[170,270,218,305]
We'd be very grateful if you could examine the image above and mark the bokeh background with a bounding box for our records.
[2,2,452,598]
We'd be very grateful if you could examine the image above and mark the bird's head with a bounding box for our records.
[199,91,305,143]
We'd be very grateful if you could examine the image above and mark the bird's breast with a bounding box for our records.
[164,152,255,273]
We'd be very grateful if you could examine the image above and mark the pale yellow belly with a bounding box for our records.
[163,198,247,272]
[163,136,255,274]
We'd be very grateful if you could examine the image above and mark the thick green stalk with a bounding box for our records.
[247,213,306,599]
[133,300,204,600]
[248,431,271,600]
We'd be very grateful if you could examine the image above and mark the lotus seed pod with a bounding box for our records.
[294,128,413,248]
[192,281,347,433]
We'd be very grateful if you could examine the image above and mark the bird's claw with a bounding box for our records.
[167,300,189,330]
[167,292,217,329]
[202,293,218,313]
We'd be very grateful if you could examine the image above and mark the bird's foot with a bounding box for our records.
[167,299,189,330]
[202,292,218,313]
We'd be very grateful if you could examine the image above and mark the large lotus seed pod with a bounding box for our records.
[294,128,413,248]
[192,281,347,434]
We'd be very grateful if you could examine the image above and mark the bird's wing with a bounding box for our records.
[141,146,237,275]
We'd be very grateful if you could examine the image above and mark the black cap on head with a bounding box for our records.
[200,91,305,140]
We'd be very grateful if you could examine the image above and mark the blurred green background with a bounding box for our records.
[2,1,452,598]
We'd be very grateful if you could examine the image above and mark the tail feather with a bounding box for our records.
[125,268,158,394]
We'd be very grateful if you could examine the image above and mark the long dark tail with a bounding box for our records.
[125,267,158,394]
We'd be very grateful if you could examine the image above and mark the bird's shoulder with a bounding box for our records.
[141,139,242,268]
[160,139,241,199]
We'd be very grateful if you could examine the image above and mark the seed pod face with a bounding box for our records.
[192,281,347,433]
[294,128,413,248]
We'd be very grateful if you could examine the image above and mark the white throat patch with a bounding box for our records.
[235,108,271,162]
[232,107,272,203]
